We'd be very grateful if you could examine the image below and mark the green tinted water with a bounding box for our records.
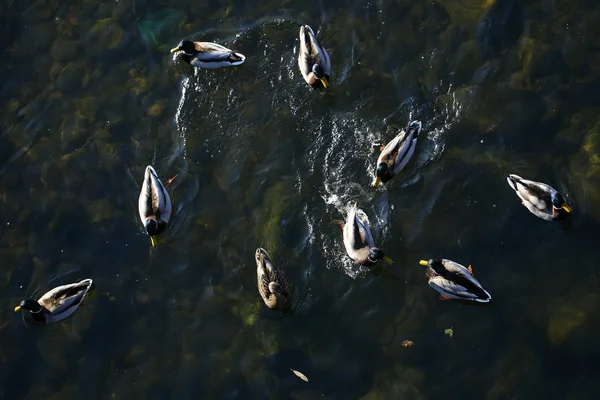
[2,0,600,398]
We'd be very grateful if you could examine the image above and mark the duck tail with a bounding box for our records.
[227,52,246,65]
[506,174,519,191]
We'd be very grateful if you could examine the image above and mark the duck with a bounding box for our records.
[170,40,245,69]
[419,259,491,303]
[138,165,175,247]
[255,248,292,310]
[298,25,331,88]
[372,120,422,187]
[506,174,572,221]
[340,203,393,266]
[14,279,93,323]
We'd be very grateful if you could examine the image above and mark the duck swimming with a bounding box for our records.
[340,203,393,266]
[372,120,422,187]
[170,40,246,69]
[138,165,176,247]
[14,279,93,323]
[298,25,331,88]
[419,259,491,303]
[255,248,292,310]
[506,174,572,221]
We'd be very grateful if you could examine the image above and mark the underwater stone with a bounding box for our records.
[148,102,165,117]
[50,39,81,63]
[55,63,84,93]
[25,0,54,22]
[436,0,485,30]
[486,343,538,399]
[89,18,124,52]
[518,37,563,81]
[547,303,586,345]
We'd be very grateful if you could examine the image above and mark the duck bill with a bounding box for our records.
[150,236,158,247]
[14,305,21,312]
[170,47,181,53]
[562,204,572,213]
[372,177,381,187]
[419,260,429,266]
[320,77,329,88]
[383,256,393,265]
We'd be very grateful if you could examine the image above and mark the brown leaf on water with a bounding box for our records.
[291,369,309,382]
[401,340,414,347]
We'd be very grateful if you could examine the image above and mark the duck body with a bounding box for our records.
[138,165,172,247]
[171,40,245,69]
[419,259,491,303]
[506,174,572,221]
[342,203,392,266]
[14,279,93,323]
[372,120,422,187]
[298,25,331,88]
[255,248,292,310]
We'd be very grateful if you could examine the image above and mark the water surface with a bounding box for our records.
[2,0,600,398]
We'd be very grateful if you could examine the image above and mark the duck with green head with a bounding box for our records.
[419,259,491,303]
[170,40,246,69]
[14,279,93,323]
[298,25,331,88]
[372,120,422,187]
[506,174,572,221]
[138,165,176,247]
[340,203,393,266]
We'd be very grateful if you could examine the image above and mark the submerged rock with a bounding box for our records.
[547,302,586,345]
[50,39,81,63]
[89,18,124,51]
[486,343,538,400]
[475,0,521,58]
[567,118,600,221]
[55,63,84,93]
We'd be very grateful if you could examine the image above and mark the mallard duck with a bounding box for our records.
[138,165,174,247]
[14,279,93,323]
[170,40,246,69]
[255,248,292,310]
[340,203,393,266]
[506,174,572,221]
[298,25,331,88]
[372,120,422,187]
[419,259,491,303]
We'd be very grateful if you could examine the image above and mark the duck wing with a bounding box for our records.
[354,207,375,248]
[428,276,487,301]
[138,166,172,223]
[298,25,331,76]
[192,42,245,64]
[439,259,491,301]
[507,174,553,212]
[38,279,92,317]
[378,121,421,174]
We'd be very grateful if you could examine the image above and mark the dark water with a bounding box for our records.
[2,0,600,398]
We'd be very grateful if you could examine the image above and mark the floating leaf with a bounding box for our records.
[444,328,454,337]
[291,369,309,382]
[401,340,414,347]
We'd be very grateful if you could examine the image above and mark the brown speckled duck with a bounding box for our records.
[255,248,292,310]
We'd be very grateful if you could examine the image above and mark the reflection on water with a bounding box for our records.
[2,0,600,398]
